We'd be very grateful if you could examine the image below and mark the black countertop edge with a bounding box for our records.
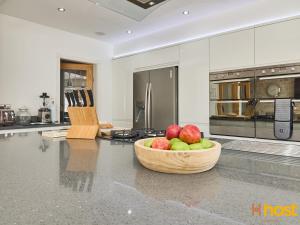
[0,123,70,131]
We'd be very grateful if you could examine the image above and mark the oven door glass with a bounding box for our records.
[209,100,255,120]
[210,78,254,100]
[256,74,300,99]
[209,100,255,137]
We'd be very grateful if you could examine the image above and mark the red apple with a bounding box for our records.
[151,138,171,150]
[166,124,181,140]
[179,125,201,144]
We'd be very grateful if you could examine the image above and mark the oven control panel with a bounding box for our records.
[210,70,254,81]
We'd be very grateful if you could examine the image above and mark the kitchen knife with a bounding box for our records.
[65,92,72,107]
[73,90,81,107]
[79,89,87,107]
[69,92,76,107]
[84,89,91,106]
[87,89,94,107]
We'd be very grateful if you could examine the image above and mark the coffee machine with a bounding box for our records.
[38,93,51,123]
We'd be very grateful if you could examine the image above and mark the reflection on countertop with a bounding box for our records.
[59,140,99,192]
[0,122,70,131]
[0,133,300,225]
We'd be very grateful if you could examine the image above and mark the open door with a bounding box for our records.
[60,62,94,122]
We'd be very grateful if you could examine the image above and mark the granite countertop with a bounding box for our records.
[0,133,300,225]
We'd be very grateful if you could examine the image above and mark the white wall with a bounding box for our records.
[0,13,113,121]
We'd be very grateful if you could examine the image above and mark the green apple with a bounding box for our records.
[201,139,214,149]
[189,143,204,150]
[171,142,190,151]
[144,139,154,148]
[170,138,182,145]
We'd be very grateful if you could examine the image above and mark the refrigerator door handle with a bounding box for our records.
[144,83,149,128]
[148,83,152,129]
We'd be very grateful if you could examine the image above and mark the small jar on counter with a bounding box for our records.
[17,107,31,125]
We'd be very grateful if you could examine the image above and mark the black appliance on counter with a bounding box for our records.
[209,63,300,141]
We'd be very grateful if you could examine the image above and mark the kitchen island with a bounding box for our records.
[0,132,299,225]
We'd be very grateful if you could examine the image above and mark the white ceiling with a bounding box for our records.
[1,0,300,56]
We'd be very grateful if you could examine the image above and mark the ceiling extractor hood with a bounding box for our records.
[127,0,167,9]
[89,0,169,21]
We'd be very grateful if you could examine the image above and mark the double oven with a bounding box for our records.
[209,63,300,141]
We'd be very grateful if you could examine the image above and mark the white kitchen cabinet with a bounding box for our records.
[132,46,179,71]
[112,56,134,127]
[179,39,210,135]
[209,29,255,71]
[255,18,300,65]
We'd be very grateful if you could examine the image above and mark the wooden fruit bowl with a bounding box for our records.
[134,138,221,174]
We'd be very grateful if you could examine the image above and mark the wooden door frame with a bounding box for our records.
[60,63,94,90]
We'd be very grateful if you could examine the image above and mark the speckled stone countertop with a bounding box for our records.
[0,133,300,225]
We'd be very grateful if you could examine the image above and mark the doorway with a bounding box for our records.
[60,59,94,122]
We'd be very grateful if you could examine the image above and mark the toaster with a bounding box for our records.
[0,105,16,126]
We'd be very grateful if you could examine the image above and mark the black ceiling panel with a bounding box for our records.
[127,0,167,9]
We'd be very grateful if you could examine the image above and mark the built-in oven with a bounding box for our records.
[209,70,256,137]
[210,63,300,141]
[255,64,300,140]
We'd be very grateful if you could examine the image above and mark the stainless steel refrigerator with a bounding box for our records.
[133,66,178,130]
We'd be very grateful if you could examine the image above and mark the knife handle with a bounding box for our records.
[87,89,94,107]
[69,92,76,107]
[65,92,71,107]
[79,89,87,107]
[73,90,82,107]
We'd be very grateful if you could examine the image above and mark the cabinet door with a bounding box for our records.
[132,46,179,70]
[255,19,300,65]
[179,39,210,135]
[112,57,134,127]
[210,29,255,71]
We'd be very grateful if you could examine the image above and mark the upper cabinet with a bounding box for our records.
[179,39,210,134]
[132,46,180,70]
[209,29,255,71]
[255,19,300,65]
[112,56,134,124]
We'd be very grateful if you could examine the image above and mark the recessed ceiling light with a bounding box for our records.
[57,7,66,12]
[182,10,190,15]
[127,30,132,34]
[149,1,155,6]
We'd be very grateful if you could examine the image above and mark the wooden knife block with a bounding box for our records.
[67,107,99,139]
